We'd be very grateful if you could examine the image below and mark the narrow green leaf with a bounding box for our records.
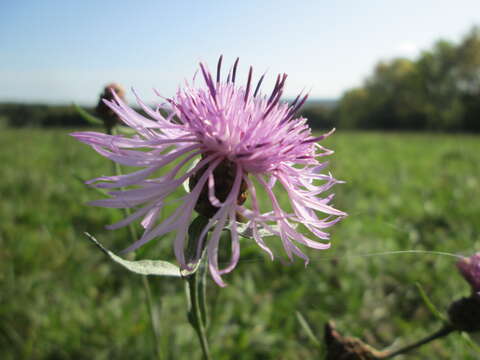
[461,332,480,353]
[73,104,103,125]
[182,216,210,276]
[85,232,181,277]
[415,282,447,322]
[296,311,320,346]
[72,173,108,196]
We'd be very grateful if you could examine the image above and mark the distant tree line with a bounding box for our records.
[0,102,338,129]
[300,105,336,130]
[330,26,480,132]
[2,27,480,132]
[0,103,96,128]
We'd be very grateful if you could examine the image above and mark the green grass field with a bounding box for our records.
[1,128,479,359]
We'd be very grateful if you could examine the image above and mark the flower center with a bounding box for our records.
[189,157,248,218]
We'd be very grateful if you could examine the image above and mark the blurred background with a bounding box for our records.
[1,1,480,359]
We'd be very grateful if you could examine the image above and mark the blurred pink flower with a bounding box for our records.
[72,57,346,286]
[457,253,480,295]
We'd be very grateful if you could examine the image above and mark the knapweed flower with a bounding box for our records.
[72,57,346,286]
[457,253,480,296]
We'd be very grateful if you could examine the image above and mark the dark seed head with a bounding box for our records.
[448,296,480,332]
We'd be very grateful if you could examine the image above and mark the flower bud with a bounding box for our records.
[457,253,480,296]
[96,83,126,131]
[448,254,480,333]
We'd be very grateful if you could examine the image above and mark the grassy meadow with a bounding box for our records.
[1,128,479,359]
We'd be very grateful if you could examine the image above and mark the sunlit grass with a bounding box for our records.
[1,128,479,359]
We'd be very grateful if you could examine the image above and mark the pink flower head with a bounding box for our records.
[457,253,480,295]
[71,56,347,286]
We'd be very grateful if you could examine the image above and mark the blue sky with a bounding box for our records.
[1,0,480,105]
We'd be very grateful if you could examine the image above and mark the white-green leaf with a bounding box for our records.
[232,222,295,239]
[85,232,181,277]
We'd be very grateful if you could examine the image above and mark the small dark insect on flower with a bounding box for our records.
[72,56,346,286]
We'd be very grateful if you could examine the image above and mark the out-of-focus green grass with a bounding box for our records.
[0,128,479,359]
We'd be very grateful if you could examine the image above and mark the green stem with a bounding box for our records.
[108,126,162,360]
[186,268,211,360]
[380,325,454,359]
[198,259,209,327]
[142,276,162,360]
